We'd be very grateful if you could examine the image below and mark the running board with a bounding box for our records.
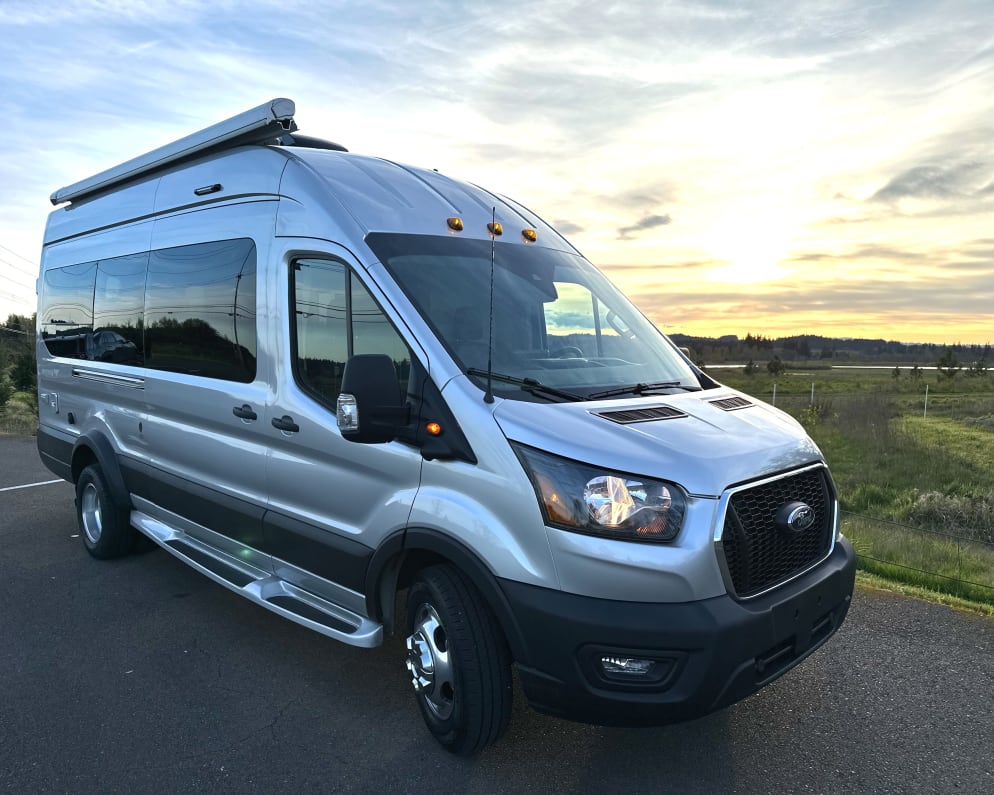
[131,510,383,648]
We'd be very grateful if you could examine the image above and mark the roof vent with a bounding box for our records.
[595,406,687,424]
[709,395,753,411]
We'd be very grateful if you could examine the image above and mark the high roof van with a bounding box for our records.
[37,99,855,755]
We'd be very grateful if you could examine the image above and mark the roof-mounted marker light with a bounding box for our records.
[447,217,464,231]
[522,228,537,243]
[487,222,503,237]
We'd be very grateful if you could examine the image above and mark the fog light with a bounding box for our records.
[600,656,659,679]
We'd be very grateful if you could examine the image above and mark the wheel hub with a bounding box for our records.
[80,483,103,544]
[405,604,454,719]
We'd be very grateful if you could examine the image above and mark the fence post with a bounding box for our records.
[810,382,815,406]
[772,383,777,406]
[924,384,929,419]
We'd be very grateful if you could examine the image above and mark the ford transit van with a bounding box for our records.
[37,98,855,755]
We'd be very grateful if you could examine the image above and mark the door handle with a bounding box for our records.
[271,415,300,433]
[232,404,258,421]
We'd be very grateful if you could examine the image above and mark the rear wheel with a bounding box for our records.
[404,564,512,755]
[76,463,135,559]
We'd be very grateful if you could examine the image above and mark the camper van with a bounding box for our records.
[37,99,855,755]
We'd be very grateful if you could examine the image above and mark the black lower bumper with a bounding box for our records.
[500,537,856,726]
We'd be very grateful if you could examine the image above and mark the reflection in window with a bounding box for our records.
[41,262,97,358]
[145,239,257,382]
[293,259,348,402]
[93,253,147,364]
[292,258,410,407]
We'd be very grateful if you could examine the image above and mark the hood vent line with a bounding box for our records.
[595,406,687,424]
[709,396,754,411]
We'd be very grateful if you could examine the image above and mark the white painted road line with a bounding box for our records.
[0,479,64,493]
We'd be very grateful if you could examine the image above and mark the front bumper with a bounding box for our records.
[501,537,856,726]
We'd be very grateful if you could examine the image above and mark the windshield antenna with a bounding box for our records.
[484,206,496,404]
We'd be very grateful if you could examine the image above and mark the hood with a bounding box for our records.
[493,389,823,497]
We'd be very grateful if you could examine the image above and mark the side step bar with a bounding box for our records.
[131,510,383,648]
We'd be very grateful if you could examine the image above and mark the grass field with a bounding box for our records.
[720,366,994,603]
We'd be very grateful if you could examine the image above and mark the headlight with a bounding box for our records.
[513,445,686,542]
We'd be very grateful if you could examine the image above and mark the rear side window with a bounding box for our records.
[291,258,410,407]
[40,238,258,383]
[41,262,97,358]
[145,239,257,382]
[93,253,148,365]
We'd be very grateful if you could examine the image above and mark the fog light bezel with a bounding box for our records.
[578,645,686,692]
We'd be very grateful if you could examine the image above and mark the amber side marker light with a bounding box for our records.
[522,228,537,243]
[487,221,503,236]
[447,217,464,231]
[426,421,443,436]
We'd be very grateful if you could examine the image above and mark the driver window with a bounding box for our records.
[292,258,412,407]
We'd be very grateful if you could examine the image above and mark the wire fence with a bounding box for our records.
[768,387,994,423]
[842,511,994,604]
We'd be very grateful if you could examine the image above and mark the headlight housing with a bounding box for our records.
[513,445,686,543]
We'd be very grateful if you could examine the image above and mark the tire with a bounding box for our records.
[404,564,512,755]
[76,463,135,559]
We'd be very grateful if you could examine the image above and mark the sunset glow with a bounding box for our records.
[0,1,991,346]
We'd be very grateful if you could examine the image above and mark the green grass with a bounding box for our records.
[727,369,994,605]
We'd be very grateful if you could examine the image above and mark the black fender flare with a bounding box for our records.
[71,432,131,509]
[365,527,530,665]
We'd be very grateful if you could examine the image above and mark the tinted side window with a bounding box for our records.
[145,239,257,382]
[292,259,410,407]
[41,262,97,358]
[292,259,349,402]
[93,253,148,365]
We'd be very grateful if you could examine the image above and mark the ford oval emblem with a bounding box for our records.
[776,501,816,534]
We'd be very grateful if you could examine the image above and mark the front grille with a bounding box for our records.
[719,467,834,598]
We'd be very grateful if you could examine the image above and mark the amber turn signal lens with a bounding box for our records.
[426,421,442,436]
[487,221,503,236]
[447,217,464,231]
[522,228,537,242]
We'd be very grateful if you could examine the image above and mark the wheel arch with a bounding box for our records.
[366,527,530,665]
[71,432,130,509]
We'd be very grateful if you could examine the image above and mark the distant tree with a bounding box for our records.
[965,344,989,377]
[910,364,922,380]
[936,347,961,380]
[767,356,785,377]
[1,314,37,396]
[744,359,758,375]
[892,366,900,380]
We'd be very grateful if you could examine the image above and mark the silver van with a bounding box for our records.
[37,98,856,755]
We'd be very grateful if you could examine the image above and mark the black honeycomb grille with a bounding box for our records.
[720,468,834,598]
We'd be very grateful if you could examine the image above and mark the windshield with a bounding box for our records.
[368,233,701,401]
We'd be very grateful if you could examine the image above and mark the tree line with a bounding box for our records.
[0,314,36,407]
[671,332,991,375]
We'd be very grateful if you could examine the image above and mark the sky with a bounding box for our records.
[1,0,992,346]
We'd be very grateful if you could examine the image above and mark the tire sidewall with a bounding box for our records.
[406,577,466,745]
[76,464,132,559]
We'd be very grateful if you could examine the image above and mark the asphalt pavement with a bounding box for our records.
[1,433,993,794]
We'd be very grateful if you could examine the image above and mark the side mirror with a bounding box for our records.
[337,354,408,443]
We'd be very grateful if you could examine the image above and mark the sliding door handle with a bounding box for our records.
[271,415,300,433]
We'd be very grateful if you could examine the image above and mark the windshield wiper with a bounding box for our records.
[587,381,701,400]
[466,368,585,402]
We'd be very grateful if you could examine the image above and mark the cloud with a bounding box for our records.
[871,161,991,202]
[553,220,585,235]
[617,214,672,239]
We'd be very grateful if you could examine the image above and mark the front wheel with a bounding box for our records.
[404,564,512,755]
